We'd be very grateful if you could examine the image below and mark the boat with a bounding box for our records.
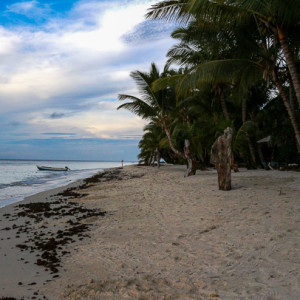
[37,165,70,171]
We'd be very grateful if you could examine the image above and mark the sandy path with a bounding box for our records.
[41,165,300,300]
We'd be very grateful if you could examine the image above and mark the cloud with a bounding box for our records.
[0,137,140,161]
[49,112,65,119]
[6,1,52,19]
[26,100,147,140]
[8,121,21,127]
[0,0,172,110]
[0,0,175,159]
[42,132,77,136]
[122,20,176,44]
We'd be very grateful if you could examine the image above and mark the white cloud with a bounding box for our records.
[0,0,174,140]
[26,101,146,139]
[7,1,38,14]
[6,1,51,18]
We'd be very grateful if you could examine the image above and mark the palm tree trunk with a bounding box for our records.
[242,98,247,123]
[217,85,230,120]
[161,118,197,176]
[290,85,295,113]
[184,139,197,177]
[272,70,300,154]
[242,97,257,167]
[247,135,257,167]
[257,144,265,168]
[277,27,300,108]
[161,118,185,159]
[156,148,161,168]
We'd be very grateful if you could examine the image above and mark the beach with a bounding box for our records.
[0,165,299,299]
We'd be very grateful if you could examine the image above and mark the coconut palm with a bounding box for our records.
[118,63,200,176]
[147,0,300,157]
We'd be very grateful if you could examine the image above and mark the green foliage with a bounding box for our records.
[118,0,300,166]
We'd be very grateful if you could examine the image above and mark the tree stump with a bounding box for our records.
[210,127,233,190]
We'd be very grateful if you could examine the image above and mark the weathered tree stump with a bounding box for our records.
[210,127,233,190]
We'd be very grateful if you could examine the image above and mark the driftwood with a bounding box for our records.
[210,127,233,191]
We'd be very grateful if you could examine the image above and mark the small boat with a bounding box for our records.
[37,165,70,171]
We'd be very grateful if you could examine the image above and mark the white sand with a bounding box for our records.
[45,166,300,299]
[1,165,299,299]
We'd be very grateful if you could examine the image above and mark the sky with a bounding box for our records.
[0,0,175,161]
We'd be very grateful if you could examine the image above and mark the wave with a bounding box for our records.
[0,168,103,208]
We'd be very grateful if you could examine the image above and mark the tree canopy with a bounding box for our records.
[118,0,300,173]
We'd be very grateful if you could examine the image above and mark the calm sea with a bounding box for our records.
[0,160,134,208]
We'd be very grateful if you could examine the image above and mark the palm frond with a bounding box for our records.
[117,96,157,119]
[130,70,159,108]
[152,74,184,92]
[177,59,262,96]
[146,0,192,24]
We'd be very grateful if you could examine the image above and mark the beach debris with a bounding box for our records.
[0,168,143,299]
[210,127,233,190]
[11,195,107,275]
[199,225,218,234]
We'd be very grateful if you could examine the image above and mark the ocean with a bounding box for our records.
[0,159,134,208]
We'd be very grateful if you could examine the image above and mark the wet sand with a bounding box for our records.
[0,165,299,299]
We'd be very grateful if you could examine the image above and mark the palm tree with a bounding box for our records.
[118,63,200,176]
[138,121,165,166]
[147,0,300,157]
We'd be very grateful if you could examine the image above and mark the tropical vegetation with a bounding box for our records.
[118,0,300,176]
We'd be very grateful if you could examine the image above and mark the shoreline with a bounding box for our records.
[0,165,299,299]
[0,167,123,299]
[0,167,106,210]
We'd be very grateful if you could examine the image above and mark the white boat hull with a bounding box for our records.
[37,165,70,171]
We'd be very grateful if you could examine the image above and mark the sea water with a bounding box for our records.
[0,160,134,208]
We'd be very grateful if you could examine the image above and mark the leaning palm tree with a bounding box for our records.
[118,63,198,176]
[118,63,183,157]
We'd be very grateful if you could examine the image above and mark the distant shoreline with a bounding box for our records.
[0,158,138,163]
[0,167,121,299]
[0,161,137,209]
[0,169,102,211]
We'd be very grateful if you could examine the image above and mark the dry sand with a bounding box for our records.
[0,165,299,299]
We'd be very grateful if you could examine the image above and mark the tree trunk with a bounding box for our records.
[242,97,247,123]
[161,117,198,176]
[231,154,239,172]
[217,85,230,120]
[272,70,300,153]
[257,144,265,168]
[151,154,156,167]
[290,85,295,113]
[247,135,257,168]
[242,97,257,167]
[210,127,233,191]
[278,27,300,108]
[184,139,197,177]
[156,148,161,169]
[161,117,185,159]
